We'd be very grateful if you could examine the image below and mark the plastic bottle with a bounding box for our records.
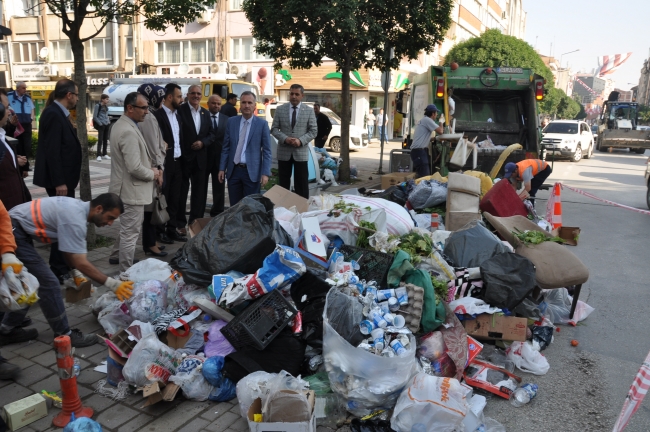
[73,358,81,377]
[510,383,538,407]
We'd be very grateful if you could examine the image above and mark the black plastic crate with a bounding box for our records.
[339,244,394,288]
[220,290,297,351]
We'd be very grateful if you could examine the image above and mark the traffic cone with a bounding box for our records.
[550,183,562,230]
[52,335,94,428]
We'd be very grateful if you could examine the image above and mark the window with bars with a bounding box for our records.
[230,38,271,61]
[83,39,113,61]
[12,42,43,62]
[50,40,72,61]
[156,39,215,64]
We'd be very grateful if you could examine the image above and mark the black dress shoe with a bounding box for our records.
[144,248,168,257]
[158,245,166,251]
[109,258,140,265]
[168,231,187,242]
[157,233,174,244]
[0,314,31,328]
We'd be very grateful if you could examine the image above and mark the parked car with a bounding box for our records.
[266,102,368,152]
[541,120,594,162]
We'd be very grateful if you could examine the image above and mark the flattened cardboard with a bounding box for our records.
[65,283,92,303]
[140,381,181,407]
[2,394,47,431]
[463,314,528,342]
[264,185,310,213]
[247,390,316,432]
[188,217,213,237]
[381,172,416,189]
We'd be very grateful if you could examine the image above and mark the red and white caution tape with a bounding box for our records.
[612,350,650,431]
[560,183,650,216]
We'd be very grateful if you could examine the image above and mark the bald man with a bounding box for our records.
[205,95,228,216]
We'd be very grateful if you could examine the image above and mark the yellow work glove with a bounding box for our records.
[1,253,23,276]
[105,277,134,302]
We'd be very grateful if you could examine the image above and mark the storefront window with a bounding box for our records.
[303,93,351,118]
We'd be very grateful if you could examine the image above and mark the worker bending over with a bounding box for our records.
[503,160,552,205]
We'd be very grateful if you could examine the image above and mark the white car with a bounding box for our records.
[541,120,594,162]
[266,103,368,152]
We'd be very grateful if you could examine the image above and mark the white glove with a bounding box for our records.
[1,253,23,275]
[105,277,134,302]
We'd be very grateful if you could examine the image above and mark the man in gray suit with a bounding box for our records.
[205,94,228,216]
[108,92,161,271]
[271,84,318,199]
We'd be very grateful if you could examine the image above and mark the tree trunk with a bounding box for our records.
[339,64,351,181]
[70,39,96,245]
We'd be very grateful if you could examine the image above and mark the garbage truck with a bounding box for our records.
[596,97,650,154]
[402,66,546,175]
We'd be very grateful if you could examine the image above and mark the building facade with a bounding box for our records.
[637,56,650,106]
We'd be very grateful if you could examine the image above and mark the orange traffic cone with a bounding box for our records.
[52,335,94,428]
[551,183,562,230]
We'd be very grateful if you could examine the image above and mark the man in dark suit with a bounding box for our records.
[313,103,332,148]
[0,91,30,210]
[205,94,228,216]
[153,83,187,242]
[221,93,238,117]
[218,91,271,206]
[33,79,83,283]
[177,85,214,226]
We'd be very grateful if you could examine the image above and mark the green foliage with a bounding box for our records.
[512,229,564,246]
[31,132,99,157]
[539,87,580,119]
[574,103,587,120]
[356,220,377,249]
[639,105,650,124]
[557,93,581,119]
[388,231,434,264]
[445,29,554,84]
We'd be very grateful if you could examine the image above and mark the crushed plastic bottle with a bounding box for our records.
[73,358,81,377]
[510,383,538,407]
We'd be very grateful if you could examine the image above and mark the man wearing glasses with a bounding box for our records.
[107,92,160,271]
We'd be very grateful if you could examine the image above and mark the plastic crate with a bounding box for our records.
[220,290,297,351]
[339,244,394,288]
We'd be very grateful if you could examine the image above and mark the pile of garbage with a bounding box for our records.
[89,175,593,431]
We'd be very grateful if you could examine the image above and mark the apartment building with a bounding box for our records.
[637,56,650,106]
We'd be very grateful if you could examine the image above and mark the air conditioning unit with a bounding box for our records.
[210,61,228,74]
[197,9,213,24]
[191,65,210,74]
[157,66,176,75]
[43,64,59,77]
[230,64,248,77]
[178,63,190,74]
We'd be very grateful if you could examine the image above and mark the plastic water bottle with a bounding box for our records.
[510,383,538,407]
[73,358,81,377]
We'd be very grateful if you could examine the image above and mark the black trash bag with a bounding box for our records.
[513,296,542,320]
[326,289,365,347]
[290,270,332,350]
[532,326,554,351]
[443,220,509,268]
[480,252,536,310]
[350,419,393,432]
[170,195,293,286]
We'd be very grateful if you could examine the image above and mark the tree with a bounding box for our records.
[42,0,212,243]
[243,0,453,180]
[445,29,554,84]
[574,103,587,120]
[539,87,564,117]
[557,93,580,119]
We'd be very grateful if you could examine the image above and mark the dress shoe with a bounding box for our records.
[0,328,38,346]
[157,233,174,244]
[158,245,166,251]
[168,231,187,242]
[109,258,140,265]
[67,329,98,348]
[144,248,168,257]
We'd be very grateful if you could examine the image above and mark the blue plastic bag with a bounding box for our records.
[63,417,103,432]
[208,377,237,402]
[202,356,225,387]
[252,245,306,294]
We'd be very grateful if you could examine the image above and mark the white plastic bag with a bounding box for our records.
[506,341,550,375]
[448,297,502,316]
[169,355,214,401]
[236,371,277,418]
[390,373,469,432]
[450,137,477,170]
[274,207,302,244]
[122,333,181,387]
[0,267,39,312]
[126,280,168,322]
[541,288,594,325]
[119,258,172,283]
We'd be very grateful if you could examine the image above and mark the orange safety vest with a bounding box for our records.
[515,159,548,181]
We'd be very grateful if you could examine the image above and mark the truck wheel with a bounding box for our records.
[597,136,607,152]
[584,143,593,159]
[634,148,646,154]
[330,137,341,153]
[571,145,582,162]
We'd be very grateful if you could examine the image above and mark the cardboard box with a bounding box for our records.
[300,217,327,259]
[247,391,316,432]
[463,314,528,342]
[264,185,310,213]
[65,282,92,303]
[165,330,192,350]
[188,217,213,237]
[555,226,580,246]
[380,172,416,189]
[140,381,181,407]
[2,394,47,431]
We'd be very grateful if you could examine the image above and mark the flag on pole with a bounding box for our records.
[612,349,650,432]
[597,53,633,77]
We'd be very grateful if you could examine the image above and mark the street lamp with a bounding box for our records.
[559,49,580,69]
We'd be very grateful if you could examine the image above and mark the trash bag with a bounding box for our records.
[122,333,181,386]
[119,258,171,283]
[98,302,133,336]
[171,195,292,286]
[236,371,277,418]
[204,320,236,358]
[209,376,237,402]
[325,289,365,346]
[202,356,226,387]
[408,180,448,210]
[63,417,103,432]
[350,419,393,432]
[390,373,469,432]
[506,341,550,375]
[532,326,554,351]
[304,371,332,395]
[169,356,213,401]
[323,289,418,416]
[480,253,536,310]
[289,270,331,350]
[0,267,39,312]
[539,288,595,325]
[443,220,509,268]
[126,280,168,323]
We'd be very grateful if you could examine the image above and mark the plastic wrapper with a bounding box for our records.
[92,292,118,315]
[169,355,213,401]
[407,179,448,210]
[0,267,39,312]
[167,276,201,311]
[304,371,332,395]
[274,207,302,244]
[204,320,236,358]
[443,220,509,268]
[417,332,456,378]
[390,373,469,432]
[236,371,277,418]
[506,341,550,375]
[127,280,168,323]
[481,253,536,310]
[448,297,502,316]
[98,302,133,336]
[171,195,293,286]
[323,289,418,416]
[539,288,595,325]
[119,258,172,283]
[122,332,181,387]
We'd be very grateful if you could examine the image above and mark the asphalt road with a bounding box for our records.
[483,148,650,431]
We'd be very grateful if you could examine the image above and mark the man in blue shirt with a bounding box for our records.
[7,82,34,173]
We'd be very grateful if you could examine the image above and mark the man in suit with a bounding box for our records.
[221,93,238,117]
[177,85,214,226]
[0,91,30,210]
[271,84,318,199]
[153,83,187,242]
[218,91,271,206]
[313,103,332,149]
[33,79,86,286]
[205,95,228,216]
[108,93,160,271]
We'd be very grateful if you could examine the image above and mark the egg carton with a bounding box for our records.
[396,283,424,333]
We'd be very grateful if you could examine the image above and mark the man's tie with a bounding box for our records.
[212,115,217,129]
[291,106,297,130]
[233,120,248,164]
